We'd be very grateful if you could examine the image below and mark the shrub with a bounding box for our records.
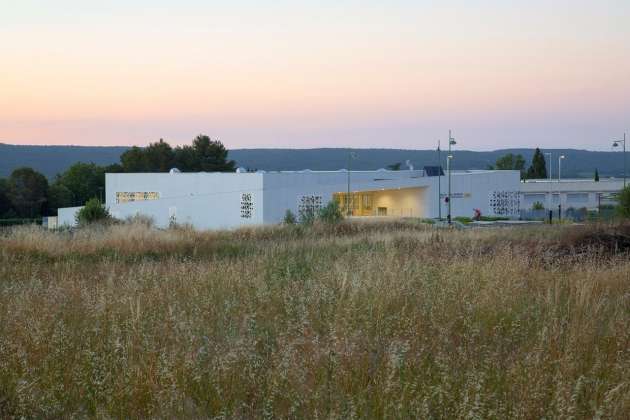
[298,206,316,225]
[532,201,544,210]
[317,200,343,224]
[283,209,297,225]
[75,198,111,226]
[616,185,630,218]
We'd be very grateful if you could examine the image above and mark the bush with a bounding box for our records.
[75,198,111,226]
[283,209,297,225]
[532,201,544,210]
[298,206,317,225]
[616,185,630,218]
[317,200,343,224]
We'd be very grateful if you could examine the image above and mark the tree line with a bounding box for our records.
[488,148,548,179]
[0,135,234,219]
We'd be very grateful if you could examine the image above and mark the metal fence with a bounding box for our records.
[520,207,617,222]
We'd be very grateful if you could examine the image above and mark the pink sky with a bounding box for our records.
[1,1,629,150]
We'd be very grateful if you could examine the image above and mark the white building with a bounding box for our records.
[58,169,522,229]
[520,178,623,210]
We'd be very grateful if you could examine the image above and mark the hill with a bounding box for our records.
[0,143,625,179]
[0,143,128,178]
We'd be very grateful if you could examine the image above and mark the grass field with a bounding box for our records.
[1,221,629,418]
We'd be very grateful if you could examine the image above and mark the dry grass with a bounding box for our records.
[0,221,629,418]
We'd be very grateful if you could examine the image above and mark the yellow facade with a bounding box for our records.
[334,187,426,218]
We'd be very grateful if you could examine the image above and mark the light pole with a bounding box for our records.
[612,132,626,188]
[558,155,565,220]
[437,140,442,220]
[545,152,552,210]
[346,151,357,216]
[447,130,456,224]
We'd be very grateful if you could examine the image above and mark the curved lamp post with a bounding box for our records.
[447,130,456,224]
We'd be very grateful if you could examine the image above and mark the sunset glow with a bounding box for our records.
[1,0,629,149]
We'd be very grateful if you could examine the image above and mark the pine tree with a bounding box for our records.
[594,168,600,182]
[526,148,548,179]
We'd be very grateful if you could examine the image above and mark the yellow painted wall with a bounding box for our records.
[372,187,427,218]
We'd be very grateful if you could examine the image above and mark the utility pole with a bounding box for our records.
[437,140,442,220]
[447,130,456,224]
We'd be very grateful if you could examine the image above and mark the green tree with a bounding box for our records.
[7,167,49,218]
[526,148,547,179]
[75,198,111,226]
[495,153,526,178]
[594,168,600,182]
[47,183,74,215]
[173,145,199,171]
[120,146,148,172]
[0,178,14,218]
[143,139,175,171]
[495,153,526,171]
[121,135,235,173]
[190,135,235,172]
[55,162,105,206]
[616,185,630,218]
[104,163,124,173]
[387,162,402,171]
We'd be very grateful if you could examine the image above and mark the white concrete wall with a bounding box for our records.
[520,179,624,210]
[57,206,83,227]
[261,170,430,223]
[425,170,522,219]
[106,173,264,229]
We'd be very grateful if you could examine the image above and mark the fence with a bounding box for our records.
[520,207,616,223]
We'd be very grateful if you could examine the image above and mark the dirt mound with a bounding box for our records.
[557,223,630,256]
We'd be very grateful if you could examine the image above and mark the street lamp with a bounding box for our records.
[545,152,552,210]
[558,155,565,183]
[612,132,626,188]
[447,130,456,224]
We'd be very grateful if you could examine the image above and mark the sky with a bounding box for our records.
[1,0,629,150]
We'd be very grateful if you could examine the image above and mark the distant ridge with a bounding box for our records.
[0,143,625,179]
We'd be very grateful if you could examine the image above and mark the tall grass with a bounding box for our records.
[0,221,629,418]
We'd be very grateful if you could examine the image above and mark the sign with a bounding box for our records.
[440,193,471,199]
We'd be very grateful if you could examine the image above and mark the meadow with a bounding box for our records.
[0,221,629,418]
